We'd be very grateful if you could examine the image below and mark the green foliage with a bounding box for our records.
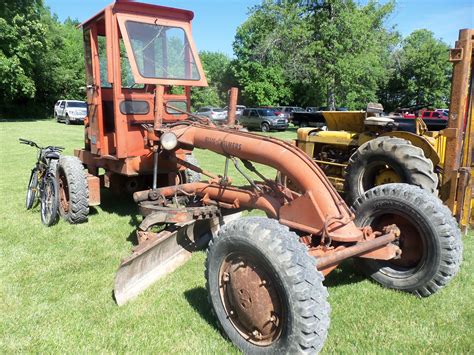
[381,29,451,111]
[0,1,85,117]
[191,51,236,110]
[232,0,398,109]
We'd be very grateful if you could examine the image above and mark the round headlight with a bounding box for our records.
[161,132,178,150]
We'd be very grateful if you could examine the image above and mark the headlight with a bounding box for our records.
[161,132,178,150]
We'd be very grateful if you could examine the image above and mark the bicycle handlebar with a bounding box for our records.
[19,138,64,151]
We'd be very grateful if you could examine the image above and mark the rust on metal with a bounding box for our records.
[442,29,473,214]
[315,229,400,271]
[219,253,284,345]
[227,87,239,126]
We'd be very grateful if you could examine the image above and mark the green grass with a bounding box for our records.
[0,119,473,353]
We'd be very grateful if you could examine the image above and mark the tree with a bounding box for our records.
[381,29,451,111]
[0,0,47,104]
[191,51,236,109]
[0,1,85,116]
[232,0,397,109]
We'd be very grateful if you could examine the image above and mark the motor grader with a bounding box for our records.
[54,1,463,353]
[296,29,473,234]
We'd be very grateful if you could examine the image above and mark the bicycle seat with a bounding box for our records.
[45,151,60,160]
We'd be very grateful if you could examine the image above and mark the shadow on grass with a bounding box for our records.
[323,259,365,287]
[0,117,53,122]
[99,189,139,221]
[184,287,220,331]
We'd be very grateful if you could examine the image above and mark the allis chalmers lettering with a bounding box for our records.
[205,136,242,151]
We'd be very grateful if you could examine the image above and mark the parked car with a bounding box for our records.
[436,108,449,115]
[421,110,448,119]
[420,110,448,131]
[276,106,305,121]
[224,105,246,118]
[55,100,87,124]
[195,107,227,124]
[54,100,64,118]
[239,108,288,132]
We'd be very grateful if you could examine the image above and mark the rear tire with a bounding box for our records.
[26,168,39,210]
[352,184,462,297]
[41,174,59,226]
[345,137,438,205]
[206,217,330,353]
[57,156,89,224]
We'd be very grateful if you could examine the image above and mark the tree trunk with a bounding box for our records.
[327,80,336,110]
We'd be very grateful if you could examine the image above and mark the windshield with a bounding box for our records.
[258,109,277,117]
[125,21,200,81]
[67,102,86,108]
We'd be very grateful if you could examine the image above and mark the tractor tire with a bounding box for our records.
[184,153,201,183]
[57,156,89,224]
[352,184,462,297]
[206,217,330,354]
[345,136,438,205]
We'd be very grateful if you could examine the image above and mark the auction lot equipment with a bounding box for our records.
[57,2,464,353]
[296,29,473,233]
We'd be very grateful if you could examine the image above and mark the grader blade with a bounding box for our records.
[114,214,241,306]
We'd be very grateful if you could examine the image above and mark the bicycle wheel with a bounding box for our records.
[41,174,59,226]
[26,168,39,210]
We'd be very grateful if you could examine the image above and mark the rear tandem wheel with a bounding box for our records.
[205,217,330,354]
[352,184,462,297]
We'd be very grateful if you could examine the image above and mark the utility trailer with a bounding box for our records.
[57,1,464,353]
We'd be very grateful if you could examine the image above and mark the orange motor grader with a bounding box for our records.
[55,1,463,353]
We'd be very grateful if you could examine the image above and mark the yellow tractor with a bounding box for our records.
[296,29,473,233]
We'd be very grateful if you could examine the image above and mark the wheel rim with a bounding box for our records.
[58,170,70,213]
[374,168,402,186]
[218,252,285,346]
[262,124,269,132]
[364,211,426,277]
[359,160,404,191]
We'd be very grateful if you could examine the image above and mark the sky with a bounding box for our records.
[45,0,474,56]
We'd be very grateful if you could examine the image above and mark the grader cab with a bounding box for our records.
[54,1,464,353]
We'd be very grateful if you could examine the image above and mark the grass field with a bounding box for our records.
[1,119,473,353]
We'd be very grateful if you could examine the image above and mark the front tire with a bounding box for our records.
[26,168,39,209]
[352,184,462,297]
[57,156,89,224]
[41,174,59,226]
[345,137,438,205]
[206,217,330,353]
[65,114,70,125]
[261,122,270,132]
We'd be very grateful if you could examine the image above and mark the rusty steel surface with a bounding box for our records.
[443,29,473,212]
[227,87,239,126]
[219,253,284,345]
[315,226,400,271]
[146,123,364,242]
[86,174,101,206]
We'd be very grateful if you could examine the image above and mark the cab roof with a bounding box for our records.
[80,0,195,29]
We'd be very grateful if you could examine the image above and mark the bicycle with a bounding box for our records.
[20,138,64,226]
